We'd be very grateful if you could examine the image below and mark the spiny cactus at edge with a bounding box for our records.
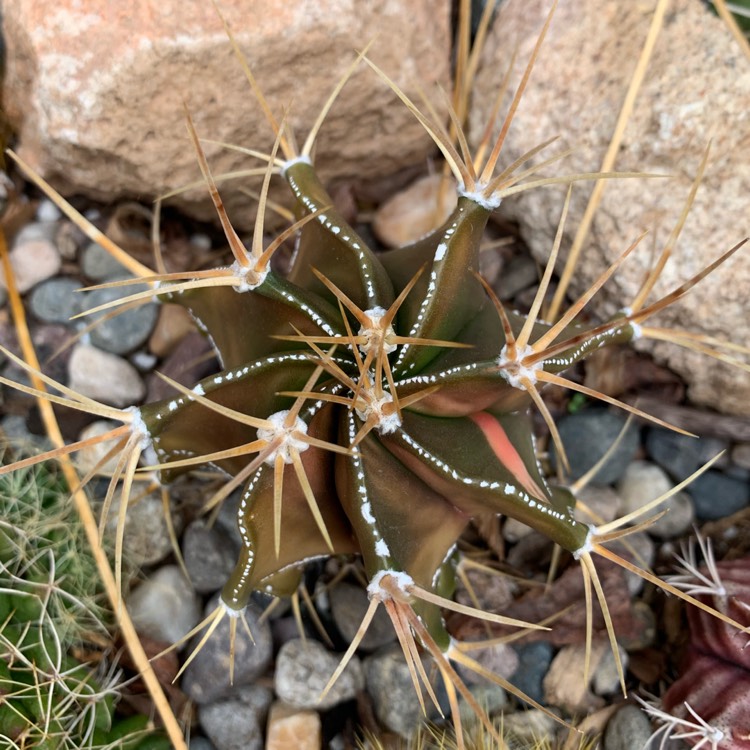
[0,461,169,749]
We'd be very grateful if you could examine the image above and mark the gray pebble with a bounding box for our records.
[330,582,395,652]
[610,531,655,596]
[552,409,640,484]
[731,442,750,471]
[592,645,629,697]
[81,241,132,280]
[275,638,363,711]
[574,484,622,525]
[83,280,158,355]
[126,565,202,646]
[68,343,145,406]
[617,461,694,538]
[36,199,62,223]
[365,644,446,738]
[183,519,238,595]
[102,490,181,569]
[646,428,728,481]
[188,738,216,750]
[215,489,245,550]
[28,277,83,323]
[457,683,507,725]
[604,704,653,750]
[55,221,88,260]
[689,470,750,520]
[182,598,273,704]
[198,685,272,750]
[509,641,553,707]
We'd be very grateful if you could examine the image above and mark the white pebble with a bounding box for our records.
[68,344,145,407]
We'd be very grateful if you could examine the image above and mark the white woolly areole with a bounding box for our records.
[619,308,643,341]
[257,410,309,465]
[220,598,246,618]
[230,259,268,292]
[457,185,503,210]
[355,392,401,434]
[281,153,313,176]
[359,307,397,354]
[496,344,542,389]
[367,569,415,600]
[572,525,596,560]
[125,406,152,451]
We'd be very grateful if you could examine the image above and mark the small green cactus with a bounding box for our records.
[0,461,169,749]
[1,2,748,747]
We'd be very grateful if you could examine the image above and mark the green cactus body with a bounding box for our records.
[136,151,632,648]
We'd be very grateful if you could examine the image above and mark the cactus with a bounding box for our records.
[638,536,750,749]
[1,2,749,747]
[0,460,169,749]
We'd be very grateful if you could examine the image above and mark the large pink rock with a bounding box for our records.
[470,0,750,415]
[3,1,450,226]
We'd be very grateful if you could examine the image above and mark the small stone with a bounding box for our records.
[188,738,216,750]
[543,642,606,712]
[130,351,157,371]
[149,303,196,357]
[266,702,322,750]
[646,428,729,481]
[574,484,622,525]
[495,253,538,301]
[55,221,88,260]
[77,420,128,476]
[365,644,445,738]
[688,470,750,521]
[13,221,58,245]
[68,344,146,406]
[330,582,395,652]
[275,638,363,711]
[457,683,508,724]
[198,685,272,750]
[214,489,246,551]
[36,198,62,222]
[510,640,554,707]
[552,409,640,485]
[454,565,515,613]
[732,442,750,471]
[28,277,82,323]
[103,490,181,568]
[126,565,201,645]
[372,173,458,248]
[460,641,518,685]
[182,519,238,595]
[183,599,273,704]
[603,704,653,750]
[592,644,629,697]
[609,532,655,596]
[503,516,534,542]
[81,241,131,281]
[504,709,560,744]
[617,461,694,538]
[0,236,61,293]
[83,281,159,355]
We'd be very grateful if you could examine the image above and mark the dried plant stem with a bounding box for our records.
[547,0,670,321]
[0,226,188,750]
